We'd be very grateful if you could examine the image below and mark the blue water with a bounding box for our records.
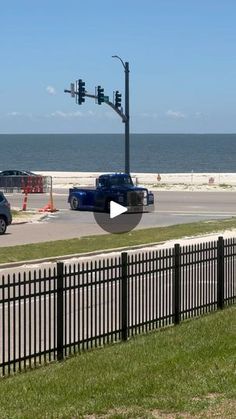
[0,133,236,173]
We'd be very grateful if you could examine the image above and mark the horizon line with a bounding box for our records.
[1,132,236,136]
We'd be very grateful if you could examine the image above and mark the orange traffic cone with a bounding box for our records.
[47,201,57,212]
[38,199,58,213]
[38,180,58,213]
[22,192,28,211]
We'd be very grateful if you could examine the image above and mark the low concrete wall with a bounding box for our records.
[136,173,236,186]
[35,171,236,187]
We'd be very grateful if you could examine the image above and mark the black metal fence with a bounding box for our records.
[0,236,236,377]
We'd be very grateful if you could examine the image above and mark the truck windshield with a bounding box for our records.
[109,175,133,187]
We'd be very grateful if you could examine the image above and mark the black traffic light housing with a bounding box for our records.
[115,90,122,108]
[78,79,85,105]
[97,85,104,105]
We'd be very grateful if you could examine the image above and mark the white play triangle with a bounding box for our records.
[110,201,128,219]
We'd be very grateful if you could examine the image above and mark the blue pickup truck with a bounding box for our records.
[68,173,154,212]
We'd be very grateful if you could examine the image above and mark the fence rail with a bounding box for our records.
[0,176,51,193]
[1,236,236,377]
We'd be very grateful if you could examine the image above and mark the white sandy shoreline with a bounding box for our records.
[35,171,236,192]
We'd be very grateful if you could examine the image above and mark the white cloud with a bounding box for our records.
[104,111,117,119]
[50,110,82,118]
[139,112,159,119]
[46,86,56,95]
[7,111,22,116]
[166,109,186,119]
[6,112,33,118]
[194,111,206,119]
[87,110,96,116]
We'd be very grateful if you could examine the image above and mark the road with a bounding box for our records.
[1,190,236,247]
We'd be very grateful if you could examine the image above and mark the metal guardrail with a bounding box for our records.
[0,236,235,377]
[0,176,51,193]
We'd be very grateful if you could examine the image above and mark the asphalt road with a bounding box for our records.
[1,190,236,247]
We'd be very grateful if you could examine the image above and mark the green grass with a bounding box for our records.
[219,183,233,189]
[0,307,235,418]
[11,210,19,216]
[11,210,35,219]
[2,217,236,264]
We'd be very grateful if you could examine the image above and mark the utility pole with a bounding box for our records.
[64,56,130,174]
[112,56,130,174]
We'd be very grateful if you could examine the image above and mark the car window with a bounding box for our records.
[99,178,106,187]
[110,176,133,186]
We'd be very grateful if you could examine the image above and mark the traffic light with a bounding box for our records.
[70,83,75,98]
[97,85,104,105]
[115,90,122,108]
[78,79,85,105]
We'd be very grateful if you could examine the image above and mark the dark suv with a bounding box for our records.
[0,192,12,234]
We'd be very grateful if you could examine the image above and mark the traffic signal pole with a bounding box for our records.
[124,61,130,174]
[112,56,130,174]
[64,56,130,174]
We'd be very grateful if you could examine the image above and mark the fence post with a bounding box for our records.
[173,243,181,325]
[217,236,224,310]
[57,262,64,360]
[121,252,128,341]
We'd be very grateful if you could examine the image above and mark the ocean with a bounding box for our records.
[0,133,236,173]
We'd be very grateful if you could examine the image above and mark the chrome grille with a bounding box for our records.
[127,191,144,206]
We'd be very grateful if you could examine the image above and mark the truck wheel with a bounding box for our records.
[0,216,7,235]
[70,196,80,210]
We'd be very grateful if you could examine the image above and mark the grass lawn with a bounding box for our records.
[0,307,235,418]
[11,210,36,220]
[1,217,236,264]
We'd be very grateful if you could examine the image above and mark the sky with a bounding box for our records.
[0,0,236,134]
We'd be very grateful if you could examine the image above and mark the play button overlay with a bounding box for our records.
[110,201,127,218]
[93,199,143,234]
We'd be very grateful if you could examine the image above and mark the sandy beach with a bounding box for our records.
[35,171,236,192]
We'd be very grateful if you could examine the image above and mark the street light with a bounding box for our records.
[112,55,130,174]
